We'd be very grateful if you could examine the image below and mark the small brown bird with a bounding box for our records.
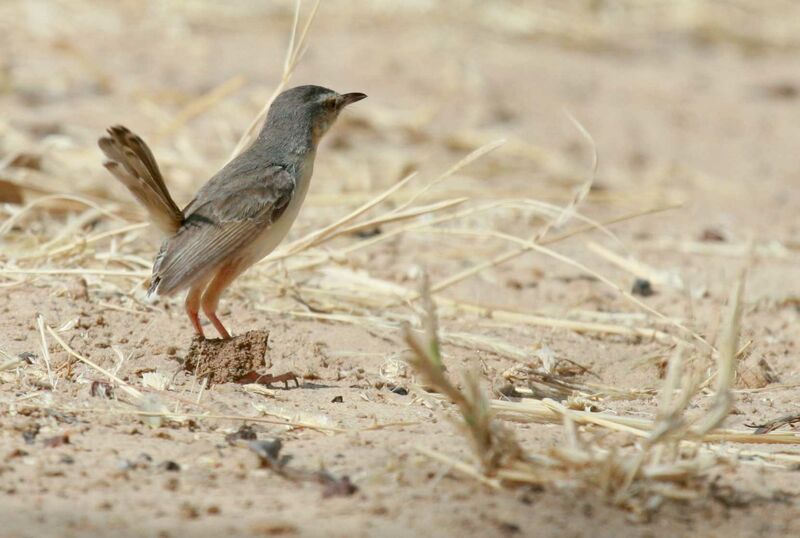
[99,85,366,338]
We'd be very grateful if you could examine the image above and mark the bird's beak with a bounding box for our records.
[338,92,367,107]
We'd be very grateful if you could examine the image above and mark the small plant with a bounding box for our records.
[406,268,750,519]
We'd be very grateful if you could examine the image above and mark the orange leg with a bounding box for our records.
[201,264,240,339]
[185,284,205,338]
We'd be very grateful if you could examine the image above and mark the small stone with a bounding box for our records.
[249,438,288,469]
[700,228,726,242]
[116,459,135,471]
[320,474,357,498]
[18,352,37,364]
[90,381,114,399]
[67,277,89,301]
[21,425,40,445]
[631,278,654,297]
[387,385,408,396]
[180,502,199,520]
[225,424,257,445]
[159,460,181,472]
[43,434,70,448]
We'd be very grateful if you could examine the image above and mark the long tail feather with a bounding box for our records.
[98,125,183,234]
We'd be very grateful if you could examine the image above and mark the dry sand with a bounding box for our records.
[2,1,800,537]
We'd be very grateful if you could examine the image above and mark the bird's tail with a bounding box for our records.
[98,125,183,235]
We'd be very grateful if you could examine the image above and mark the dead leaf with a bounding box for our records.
[43,433,70,448]
[0,178,24,204]
[319,473,358,498]
[8,152,42,170]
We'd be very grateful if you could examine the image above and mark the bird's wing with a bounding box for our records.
[149,164,295,296]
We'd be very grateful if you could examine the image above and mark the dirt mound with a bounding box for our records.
[183,330,270,385]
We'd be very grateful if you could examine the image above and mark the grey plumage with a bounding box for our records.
[97,84,366,338]
[149,163,295,296]
[148,85,342,296]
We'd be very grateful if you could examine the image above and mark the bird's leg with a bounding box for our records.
[185,285,205,339]
[202,267,298,387]
[201,265,239,339]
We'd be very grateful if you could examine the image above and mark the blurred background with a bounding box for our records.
[2,0,799,220]
[3,1,800,300]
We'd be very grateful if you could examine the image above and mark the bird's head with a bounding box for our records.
[263,85,367,148]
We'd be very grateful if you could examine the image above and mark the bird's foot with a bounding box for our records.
[245,371,300,389]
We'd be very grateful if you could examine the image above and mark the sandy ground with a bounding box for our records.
[2,1,800,537]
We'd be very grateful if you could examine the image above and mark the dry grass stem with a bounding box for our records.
[228,0,321,160]
[404,269,799,516]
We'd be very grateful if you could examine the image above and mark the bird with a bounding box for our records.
[99,85,366,339]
